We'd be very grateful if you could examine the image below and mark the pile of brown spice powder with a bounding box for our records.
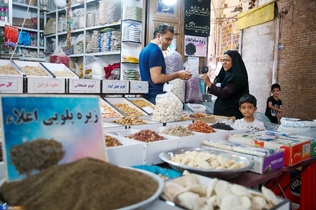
[0,158,159,209]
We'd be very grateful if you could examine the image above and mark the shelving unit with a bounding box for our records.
[120,1,144,80]
[9,0,46,61]
[43,0,144,80]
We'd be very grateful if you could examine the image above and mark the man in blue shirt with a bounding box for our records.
[139,23,192,104]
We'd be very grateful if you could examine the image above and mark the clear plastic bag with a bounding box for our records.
[106,0,121,24]
[169,79,185,103]
[99,0,110,25]
[49,45,70,67]
[184,64,203,103]
[152,84,183,123]
[165,51,183,74]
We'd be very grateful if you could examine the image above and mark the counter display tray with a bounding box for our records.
[159,147,254,180]
[107,129,180,165]
[104,97,148,116]
[125,97,155,115]
[40,62,79,79]
[160,173,290,210]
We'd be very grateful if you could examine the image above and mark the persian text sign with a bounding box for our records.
[102,80,129,93]
[184,0,210,36]
[0,77,23,93]
[69,78,100,93]
[0,95,107,182]
[27,78,65,93]
[129,81,148,93]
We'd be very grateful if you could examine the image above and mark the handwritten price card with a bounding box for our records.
[102,80,129,93]
[69,79,101,93]
[27,78,65,93]
[129,81,148,93]
[0,77,23,93]
[0,95,107,182]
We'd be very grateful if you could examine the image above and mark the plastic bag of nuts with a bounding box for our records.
[152,84,183,123]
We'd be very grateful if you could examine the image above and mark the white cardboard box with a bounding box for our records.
[105,133,145,166]
[100,98,124,119]
[108,129,181,165]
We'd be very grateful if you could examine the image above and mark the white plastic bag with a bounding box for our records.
[152,84,183,122]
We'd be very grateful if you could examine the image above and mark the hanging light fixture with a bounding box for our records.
[163,0,177,6]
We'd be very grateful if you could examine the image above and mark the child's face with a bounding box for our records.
[272,88,281,98]
[239,102,257,118]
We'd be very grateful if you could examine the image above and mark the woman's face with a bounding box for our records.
[220,54,232,71]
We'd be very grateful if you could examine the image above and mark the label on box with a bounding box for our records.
[70,80,98,92]
[29,78,64,93]
[103,80,128,93]
[0,77,22,93]
[130,81,148,93]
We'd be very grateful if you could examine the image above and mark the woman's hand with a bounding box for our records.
[200,74,212,87]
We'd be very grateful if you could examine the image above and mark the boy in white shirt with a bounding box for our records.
[233,94,265,131]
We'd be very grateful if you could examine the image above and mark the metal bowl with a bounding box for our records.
[159,147,254,180]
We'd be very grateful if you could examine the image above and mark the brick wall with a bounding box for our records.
[278,0,316,120]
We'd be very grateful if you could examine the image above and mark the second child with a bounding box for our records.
[234,94,265,131]
[265,83,283,124]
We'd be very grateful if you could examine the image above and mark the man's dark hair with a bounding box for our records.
[153,23,174,38]
[271,83,281,91]
[239,94,257,107]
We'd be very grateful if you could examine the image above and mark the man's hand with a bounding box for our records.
[177,70,192,80]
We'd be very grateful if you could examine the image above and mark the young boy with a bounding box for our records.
[265,83,283,124]
[233,94,265,131]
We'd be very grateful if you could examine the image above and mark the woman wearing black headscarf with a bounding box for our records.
[201,50,249,119]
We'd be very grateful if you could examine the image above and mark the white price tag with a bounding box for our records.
[0,77,21,92]
[30,78,64,93]
[72,80,97,91]
[130,81,148,93]
[102,80,129,93]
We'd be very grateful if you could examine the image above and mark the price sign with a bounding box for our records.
[28,78,65,93]
[0,77,23,93]
[69,79,100,93]
[102,80,129,93]
[129,81,148,93]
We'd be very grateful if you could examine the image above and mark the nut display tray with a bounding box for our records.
[104,97,148,116]
[40,62,79,78]
[0,59,24,77]
[159,147,254,180]
[105,133,145,166]
[13,60,53,78]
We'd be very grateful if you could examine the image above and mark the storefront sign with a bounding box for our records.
[184,0,210,36]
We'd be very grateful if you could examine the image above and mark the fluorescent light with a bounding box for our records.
[163,0,177,6]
